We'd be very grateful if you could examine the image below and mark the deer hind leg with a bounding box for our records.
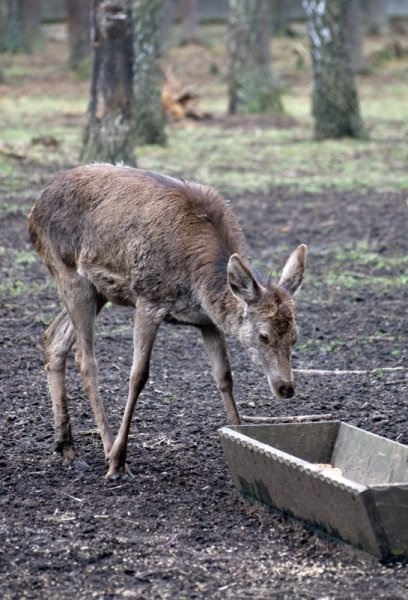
[201,324,241,426]
[107,299,161,479]
[44,309,76,464]
[60,274,114,464]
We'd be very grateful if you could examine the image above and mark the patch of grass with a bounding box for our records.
[323,271,408,289]
[139,112,408,193]
[0,92,86,118]
[0,278,47,298]
[325,242,408,289]
[0,88,85,173]
[1,29,407,198]
[390,348,401,357]
[34,313,54,327]
[15,250,37,267]
[333,245,408,270]
[0,160,29,195]
[3,64,26,79]
[138,46,408,194]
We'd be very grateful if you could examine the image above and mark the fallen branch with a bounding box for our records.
[0,144,26,160]
[161,67,210,121]
[241,413,333,423]
[383,379,407,386]
[293,366,406,376]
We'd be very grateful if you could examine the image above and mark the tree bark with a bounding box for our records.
[364,0,389,35]
[303,0,366,140]
[179,0,199,45]
[132,0,166,145]
[227,0,283,115]
[81,0,135,165]
[65,0,91,71]
[346,0,367,73]
[0,0,42,53]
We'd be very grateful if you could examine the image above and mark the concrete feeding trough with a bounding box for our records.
[219,421,408,559]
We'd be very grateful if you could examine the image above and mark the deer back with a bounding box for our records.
[29,164,249,313]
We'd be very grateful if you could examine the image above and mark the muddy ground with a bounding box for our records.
[1,21,408,599]
[0,177,407,598]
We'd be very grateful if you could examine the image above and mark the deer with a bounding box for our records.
[29,164,307,479]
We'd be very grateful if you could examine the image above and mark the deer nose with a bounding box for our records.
[278,383,295,399]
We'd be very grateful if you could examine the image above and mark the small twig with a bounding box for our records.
[241,413,333,423]
[383,379,407,386]
[343,270,367,279]
[219,583,237,592]
[121,517,141,525]
[58,491,84,503]
[78,428,99,436]
[163,533,178,546]
[0,145,26,160]
[293,366,406,375]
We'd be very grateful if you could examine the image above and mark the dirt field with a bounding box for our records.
[1,179,407,598]
[1,26,408,600]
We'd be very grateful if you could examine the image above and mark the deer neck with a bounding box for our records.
[199,279,244,335]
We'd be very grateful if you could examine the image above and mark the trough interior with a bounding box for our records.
[234,422,408,487]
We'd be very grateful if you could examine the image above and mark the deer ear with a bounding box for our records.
[228,254,261,305]
[279,244,307,295]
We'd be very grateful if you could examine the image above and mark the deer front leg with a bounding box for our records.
[201,324,241,426]
[106,301,161,480]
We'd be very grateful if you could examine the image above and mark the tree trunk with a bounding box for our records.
[161,0,176,51]
[132,0,166,145]
[364,0,389,35]
[227,0,283,115]
[303,0,366,140]
[65,0,91,71]
[179,0,199,45]
[0,0,42,53]
[81,0,135,165]
[346,0,367,73]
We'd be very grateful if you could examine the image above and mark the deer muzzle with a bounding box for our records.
[268,376,295,400]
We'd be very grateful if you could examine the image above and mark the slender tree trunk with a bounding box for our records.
[227,0,283,115]
[81,0,135,165]
[65,0,91,71]
[346,0,367,73]
[0,0,42,53]
[161,0,176,51]
[179,0,199,45]
[0,0,22,53]
[303,0,366,140]
[132,0,166,145]
[365,0,389,35]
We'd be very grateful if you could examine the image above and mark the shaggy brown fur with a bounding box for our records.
[29,164,306,479]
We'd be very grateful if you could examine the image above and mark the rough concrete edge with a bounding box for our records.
[218,425,367,494]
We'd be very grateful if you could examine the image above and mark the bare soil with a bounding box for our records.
[1,28,408,600]
[1,179,407,599]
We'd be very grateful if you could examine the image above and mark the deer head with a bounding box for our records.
[227,244,307,400]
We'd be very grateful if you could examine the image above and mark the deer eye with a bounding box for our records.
[259,333,270,344]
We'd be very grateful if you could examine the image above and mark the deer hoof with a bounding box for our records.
[124,463,135,480]
[55,442,78,466]
[105,462,135,481]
